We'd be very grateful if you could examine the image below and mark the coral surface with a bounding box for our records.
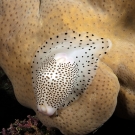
[0,0,135,135]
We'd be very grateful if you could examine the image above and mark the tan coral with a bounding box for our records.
[0,0,135,134]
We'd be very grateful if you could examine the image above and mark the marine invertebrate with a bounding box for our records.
[31,31,112,116]
[0,0,135,135]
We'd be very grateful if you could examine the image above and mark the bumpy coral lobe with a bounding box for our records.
[0,0,135,134]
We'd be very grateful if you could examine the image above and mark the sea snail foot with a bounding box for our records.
[37,103,57,116]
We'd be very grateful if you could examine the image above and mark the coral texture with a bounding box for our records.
[0,0,135,134]
[1,115,56,135]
